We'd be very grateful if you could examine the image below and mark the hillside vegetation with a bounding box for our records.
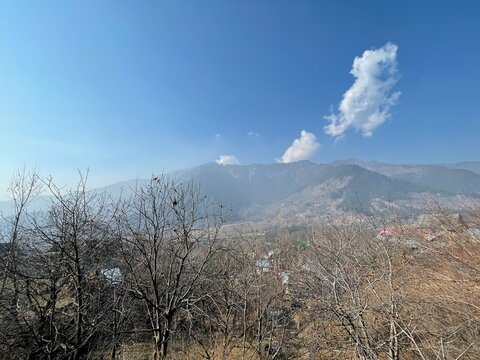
[0,171,479,359]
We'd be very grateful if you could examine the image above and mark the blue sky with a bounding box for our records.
[1,1,479,198]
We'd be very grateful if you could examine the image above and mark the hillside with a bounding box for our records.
[170,161,480,220]
[2,160,480,222]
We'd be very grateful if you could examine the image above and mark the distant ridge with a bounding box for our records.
[1,160,480,221]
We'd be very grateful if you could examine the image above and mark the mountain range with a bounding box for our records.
[1,160,480,223]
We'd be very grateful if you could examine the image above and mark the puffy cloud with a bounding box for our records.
[324,42,401,137]
[215,155,240,165]
[278,130,320,163]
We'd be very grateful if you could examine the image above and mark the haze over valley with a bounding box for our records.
[3,159,479,227]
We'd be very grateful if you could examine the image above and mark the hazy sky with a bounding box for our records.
[1,1,479,199]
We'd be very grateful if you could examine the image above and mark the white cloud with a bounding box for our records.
[277,130,320,163]
[324,42,401,138]
[215,155,240,165]
[247,131,261,138]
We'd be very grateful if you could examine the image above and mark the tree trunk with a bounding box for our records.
[152,316,163,360]
[153,333,161,360]
[160,313,174,359]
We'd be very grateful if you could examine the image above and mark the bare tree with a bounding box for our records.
[12,172,115,359]
[0,169,43,357]
[113,175,226,359]
[295,220,417,359]
[0,169,42,296]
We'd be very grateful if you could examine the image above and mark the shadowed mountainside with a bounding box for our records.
[1,160,480,221]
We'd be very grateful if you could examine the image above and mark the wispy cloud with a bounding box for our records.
[324,42,401,138]
[215,155,240,165]
[277,130,320,163]
[247,131,261,138]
